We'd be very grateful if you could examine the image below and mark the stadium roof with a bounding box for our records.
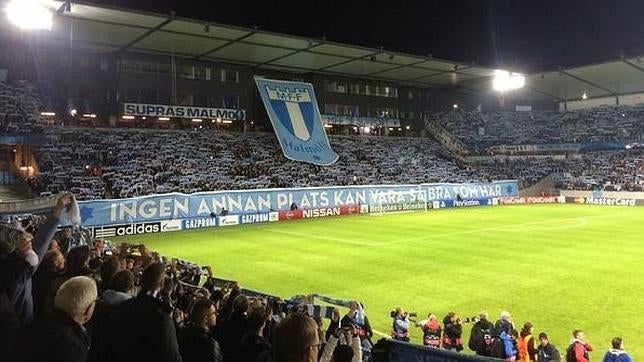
[3,1,644,102]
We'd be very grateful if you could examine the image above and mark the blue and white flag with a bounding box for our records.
[254,77,338,165]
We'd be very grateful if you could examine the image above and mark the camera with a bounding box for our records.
[390,310,417,318]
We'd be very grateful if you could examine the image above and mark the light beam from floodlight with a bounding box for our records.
[492,70,525,92]
[6,0,53,31]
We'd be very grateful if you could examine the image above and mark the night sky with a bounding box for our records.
[95,0,644,72]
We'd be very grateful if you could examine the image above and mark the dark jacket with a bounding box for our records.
[538,342,561,362]
[442,316,463,351]
[217,311,247,362]
[495,319,514,335]
[240,332,271,362]
[0,216,58,324]
[110,293,182,362]
[178,325,222,362]
[13,309,91,362]
[32,268,61,320]
[469,318,495,355]
[87,291,131,362]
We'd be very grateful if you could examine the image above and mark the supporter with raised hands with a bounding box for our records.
[0,192,73,324]
[320,323,362,362]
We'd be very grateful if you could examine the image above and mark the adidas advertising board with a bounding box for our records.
[93,222,161,238]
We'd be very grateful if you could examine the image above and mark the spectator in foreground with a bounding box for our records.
[89,269,135,362]
[110,263,182,362]
[18,276,97,362]
[272,312,320,362]
[218,294,249,362]
[0,193,73,324]
[566,330,593,362]
[537,333,561,362]
[240,304,272,362]
[320,324,361,362]
[469,311,495,356]
[602,337,632,362]
[178,298,222,362]
[32,249,64,320]
[45,245,92,318]
[340,301,373,360]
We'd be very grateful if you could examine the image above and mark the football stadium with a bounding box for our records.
[1,1,644,362]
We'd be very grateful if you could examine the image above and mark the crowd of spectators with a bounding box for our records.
[427,105,644,152]
[25,125,644,200]
[4,76,644,198]
[0,197,636,362]
[560,149,644,191]
[28,127,494,200]
[0,80,44,134]
[0,197,374,362]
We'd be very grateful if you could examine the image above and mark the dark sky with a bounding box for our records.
[95,0,644,72]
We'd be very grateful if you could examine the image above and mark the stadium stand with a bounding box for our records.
[427,105,644,152]
[28,127,484,200]
[0,80,44,134]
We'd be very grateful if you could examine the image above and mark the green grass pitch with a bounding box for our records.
[114,204,644,359]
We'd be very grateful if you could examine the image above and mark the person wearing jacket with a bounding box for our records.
[499,329,520,361]
[601,337,632,362]
[0,193,73,325]
[179,298,222,362]
[88,269,135,362]
[566,330,594,362]
[518,322,538,362]
[537,333,561,362]
[240,304,271,362]
[418,314,442,348]
[32,248,64,320]
[442,312,464,352]
[341,301,373,361]
[390,307,410,342]
[469,311,496,356]
[496,311,515,335]
[110,263,182,362]
[12,276,97,362]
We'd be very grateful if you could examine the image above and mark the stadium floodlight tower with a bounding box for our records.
[492,70,525,92]
[5,0,54,31]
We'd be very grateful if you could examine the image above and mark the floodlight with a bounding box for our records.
[69,108,77,117]
[582,92,588,100]
[453,104,458,109]
[6,0,53,31]
[492,70,525,92]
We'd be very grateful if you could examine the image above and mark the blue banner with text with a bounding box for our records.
[76,181,517,227]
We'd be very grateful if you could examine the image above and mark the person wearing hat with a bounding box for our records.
[537,332,561,362]
[0,193,74,324]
